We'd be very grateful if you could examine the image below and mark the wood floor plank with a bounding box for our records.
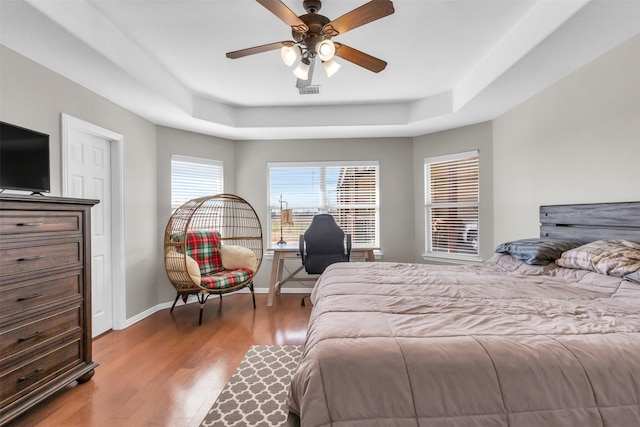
[8,293,311,426]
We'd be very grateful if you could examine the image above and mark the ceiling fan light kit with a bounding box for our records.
[226,0,395,90]
[293,57,311,80]
[316,39,336,61]
[322,58,341,77]
[281,45,302,66]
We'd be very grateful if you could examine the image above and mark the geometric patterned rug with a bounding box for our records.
[200,345,303,427]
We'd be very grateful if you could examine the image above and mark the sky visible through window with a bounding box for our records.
[270,167,341,208]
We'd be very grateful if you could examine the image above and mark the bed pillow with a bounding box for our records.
[220,245,257,273]
[623,270,640,284]
[555,239,640,277]
[494,238,582,265]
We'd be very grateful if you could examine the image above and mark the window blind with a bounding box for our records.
[171,155,223,211]
[268,161,379,247]
[425,151,479,257]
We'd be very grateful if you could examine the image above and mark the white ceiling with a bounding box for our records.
[1,0,639,141]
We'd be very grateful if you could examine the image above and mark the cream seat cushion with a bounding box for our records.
[220,245,257,273]
[165,249,201,285]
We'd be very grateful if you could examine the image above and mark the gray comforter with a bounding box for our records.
[287,255,640,426]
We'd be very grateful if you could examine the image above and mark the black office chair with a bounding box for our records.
[299,214,351,306]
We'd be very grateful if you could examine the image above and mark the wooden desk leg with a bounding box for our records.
[275,257,285,296]
[267,252,282,307]
[365,249,374,262]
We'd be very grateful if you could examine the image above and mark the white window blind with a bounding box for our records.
[267,161,379,247]
[424,151,479,258]
[171,155,223,211]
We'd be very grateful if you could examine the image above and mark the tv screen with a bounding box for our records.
[0,122,50,194]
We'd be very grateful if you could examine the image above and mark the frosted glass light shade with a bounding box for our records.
[323,58,341,77]
[316,39,336,61]
[293,59,310,80]
[280,45,301,66]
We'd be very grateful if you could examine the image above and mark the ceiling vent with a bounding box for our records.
[299,85,320,95]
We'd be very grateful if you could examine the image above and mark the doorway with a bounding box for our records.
[62,114,126,337]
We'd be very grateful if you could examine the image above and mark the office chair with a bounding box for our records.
[299,214,351,306]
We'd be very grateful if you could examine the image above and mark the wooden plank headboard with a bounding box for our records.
[540,202,640,243]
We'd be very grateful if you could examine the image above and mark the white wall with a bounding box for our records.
[234,137,415,288]
[0,45,158,319]
[493,34,640,245]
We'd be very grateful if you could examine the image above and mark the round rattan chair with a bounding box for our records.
[164,194,263,325]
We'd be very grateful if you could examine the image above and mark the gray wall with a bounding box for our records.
[493,34,640,245]
[0,45,158,319]
[155,126,237,300]
[2,32,639,322]
[413,122,495,261]
[234,138,415,289]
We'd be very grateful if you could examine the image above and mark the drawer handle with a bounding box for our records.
[17,256,44,262]
[17,293,44,301]
[16,222,44,227]
[18,331,43,342]
[18,368,44,382]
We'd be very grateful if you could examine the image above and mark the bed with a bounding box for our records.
[287,202,640,427]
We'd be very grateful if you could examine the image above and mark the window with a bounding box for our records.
[424,150,479,259]
[267,161,379,248]
[171,155,223,211]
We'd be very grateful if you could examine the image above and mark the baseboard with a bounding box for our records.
[124,303,174,328]
[121,287,313,329]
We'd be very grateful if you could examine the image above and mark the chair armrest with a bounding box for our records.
[299,235,306,264]
[345,234,352,260]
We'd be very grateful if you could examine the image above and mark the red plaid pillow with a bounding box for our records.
[185,230,223,275]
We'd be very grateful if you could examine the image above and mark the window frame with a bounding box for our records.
[170,154,223,212]
[423,150,480,262]
[266,160,380,249]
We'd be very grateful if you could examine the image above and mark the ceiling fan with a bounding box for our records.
[225,0,395,88]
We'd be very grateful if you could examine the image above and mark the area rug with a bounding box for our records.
[200,345,303,427]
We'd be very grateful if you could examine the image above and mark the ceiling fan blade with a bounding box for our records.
[296,56,316,88]
[226,41,294,59]
[334,43,387,73]
[257,0,309,34]
[322,0,395,37]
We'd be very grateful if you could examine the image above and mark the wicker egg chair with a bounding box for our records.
[164,194,263,325]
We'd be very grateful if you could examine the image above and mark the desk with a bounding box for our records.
[267,245,376,307]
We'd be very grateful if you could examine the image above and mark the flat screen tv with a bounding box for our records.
[0,121,50,194]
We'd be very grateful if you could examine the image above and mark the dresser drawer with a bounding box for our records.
[0,306,82,362]
[0,338,82,407]
[0,239,82,279]
[0,211,81,236]
[0,272,82,320]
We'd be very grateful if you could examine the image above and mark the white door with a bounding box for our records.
[66,129,113,337]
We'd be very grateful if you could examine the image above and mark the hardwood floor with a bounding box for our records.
[9,293,311,427]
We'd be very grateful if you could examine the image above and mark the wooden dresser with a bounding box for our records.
[0,194,99,425]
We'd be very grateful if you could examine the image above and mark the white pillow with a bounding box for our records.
[220,245,257,273]
[165,249,201,285]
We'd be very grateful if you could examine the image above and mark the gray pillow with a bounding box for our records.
[495,238,582,266]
